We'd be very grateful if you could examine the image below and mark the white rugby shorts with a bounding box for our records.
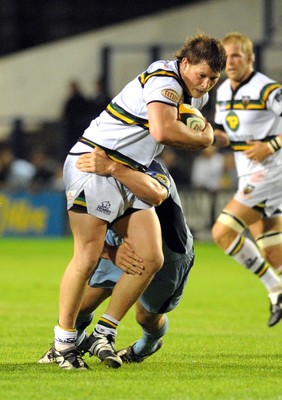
[235,166,282,217]
[63,154,152,223]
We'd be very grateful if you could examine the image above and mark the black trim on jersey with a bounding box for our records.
[176,60,192,102]
[106,102,149,130]
[220,72,282,111]
[138,68,181,88]
[77,137,147,172]
[230,71,256,107]
[69,151,91,156]
[146,100,178,107]
[155,194,187,254]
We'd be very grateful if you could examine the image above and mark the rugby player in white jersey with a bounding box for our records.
[212,32,282,327]
[45,33,226,369]
[39,148,194,367]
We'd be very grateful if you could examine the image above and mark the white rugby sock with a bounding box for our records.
[225,235,282,293]
[54,324,77,351]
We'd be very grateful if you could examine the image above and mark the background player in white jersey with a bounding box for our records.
[39,149,194,367]
[212,32,282,327]
[50,33,226,369]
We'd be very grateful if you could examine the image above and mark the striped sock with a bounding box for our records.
[94,314,119,337]
[226,235,282,292]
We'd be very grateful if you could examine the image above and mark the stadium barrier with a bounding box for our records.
[0,190,66,237]
[0,188,233,239]
[178,188,234,241]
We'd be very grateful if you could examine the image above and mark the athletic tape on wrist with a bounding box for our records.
[267,136,282,153]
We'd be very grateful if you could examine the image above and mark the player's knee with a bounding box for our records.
[255,231,282,266]
[73,253,100,279]
[212,210,246,248]
[211,221,230,247]
[150,252,164,274]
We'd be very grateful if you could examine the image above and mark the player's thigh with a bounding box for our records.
[222,198,262,225]
[68,210,107,265]
[113,208,163,264]
[249,215,282,237]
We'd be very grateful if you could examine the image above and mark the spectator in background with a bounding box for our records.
[29,146,64,192]
[191,146,224,193]
[61,80,90,158]
[9,118,26,159]
[87,76,111,119]
[0,142,35,190]
[158,147,190,187]
[220,150,237,190]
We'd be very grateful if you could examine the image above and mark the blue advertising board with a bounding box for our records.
[0,190,66,237]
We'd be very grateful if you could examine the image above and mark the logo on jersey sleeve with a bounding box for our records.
[275,89,282,102]
[161,89,180,103]
[226,110,239,131]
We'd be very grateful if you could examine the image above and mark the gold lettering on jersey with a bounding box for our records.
[226,111,239,131]
[161,89,180,103]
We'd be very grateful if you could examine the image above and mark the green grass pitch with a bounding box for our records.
[0,238,281,400]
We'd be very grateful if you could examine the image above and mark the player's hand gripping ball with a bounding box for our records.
[178,104,205,131]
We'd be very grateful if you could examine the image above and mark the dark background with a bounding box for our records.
[0,0,203,56]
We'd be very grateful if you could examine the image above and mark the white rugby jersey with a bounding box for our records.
[215,71,282,177]
[74,60,208,168]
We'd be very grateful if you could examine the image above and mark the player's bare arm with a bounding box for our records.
[147,102,214,150]
[213,129,230,148]
[245,134,282,162]
[76,148,168,206]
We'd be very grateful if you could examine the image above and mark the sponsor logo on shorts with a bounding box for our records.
[66,190,77,205]
[243,184,254,195]
[96,201,112,215]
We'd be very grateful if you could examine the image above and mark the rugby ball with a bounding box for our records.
[178,103,205,131]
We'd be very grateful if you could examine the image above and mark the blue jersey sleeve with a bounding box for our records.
[146,159,172,196]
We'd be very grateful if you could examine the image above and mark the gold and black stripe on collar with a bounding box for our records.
[78,137,147,172]
[138,68,180,88]
[218,83,282,111]
[106,102,149,130]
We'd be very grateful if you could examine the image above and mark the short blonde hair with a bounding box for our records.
[222,32,254,60]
